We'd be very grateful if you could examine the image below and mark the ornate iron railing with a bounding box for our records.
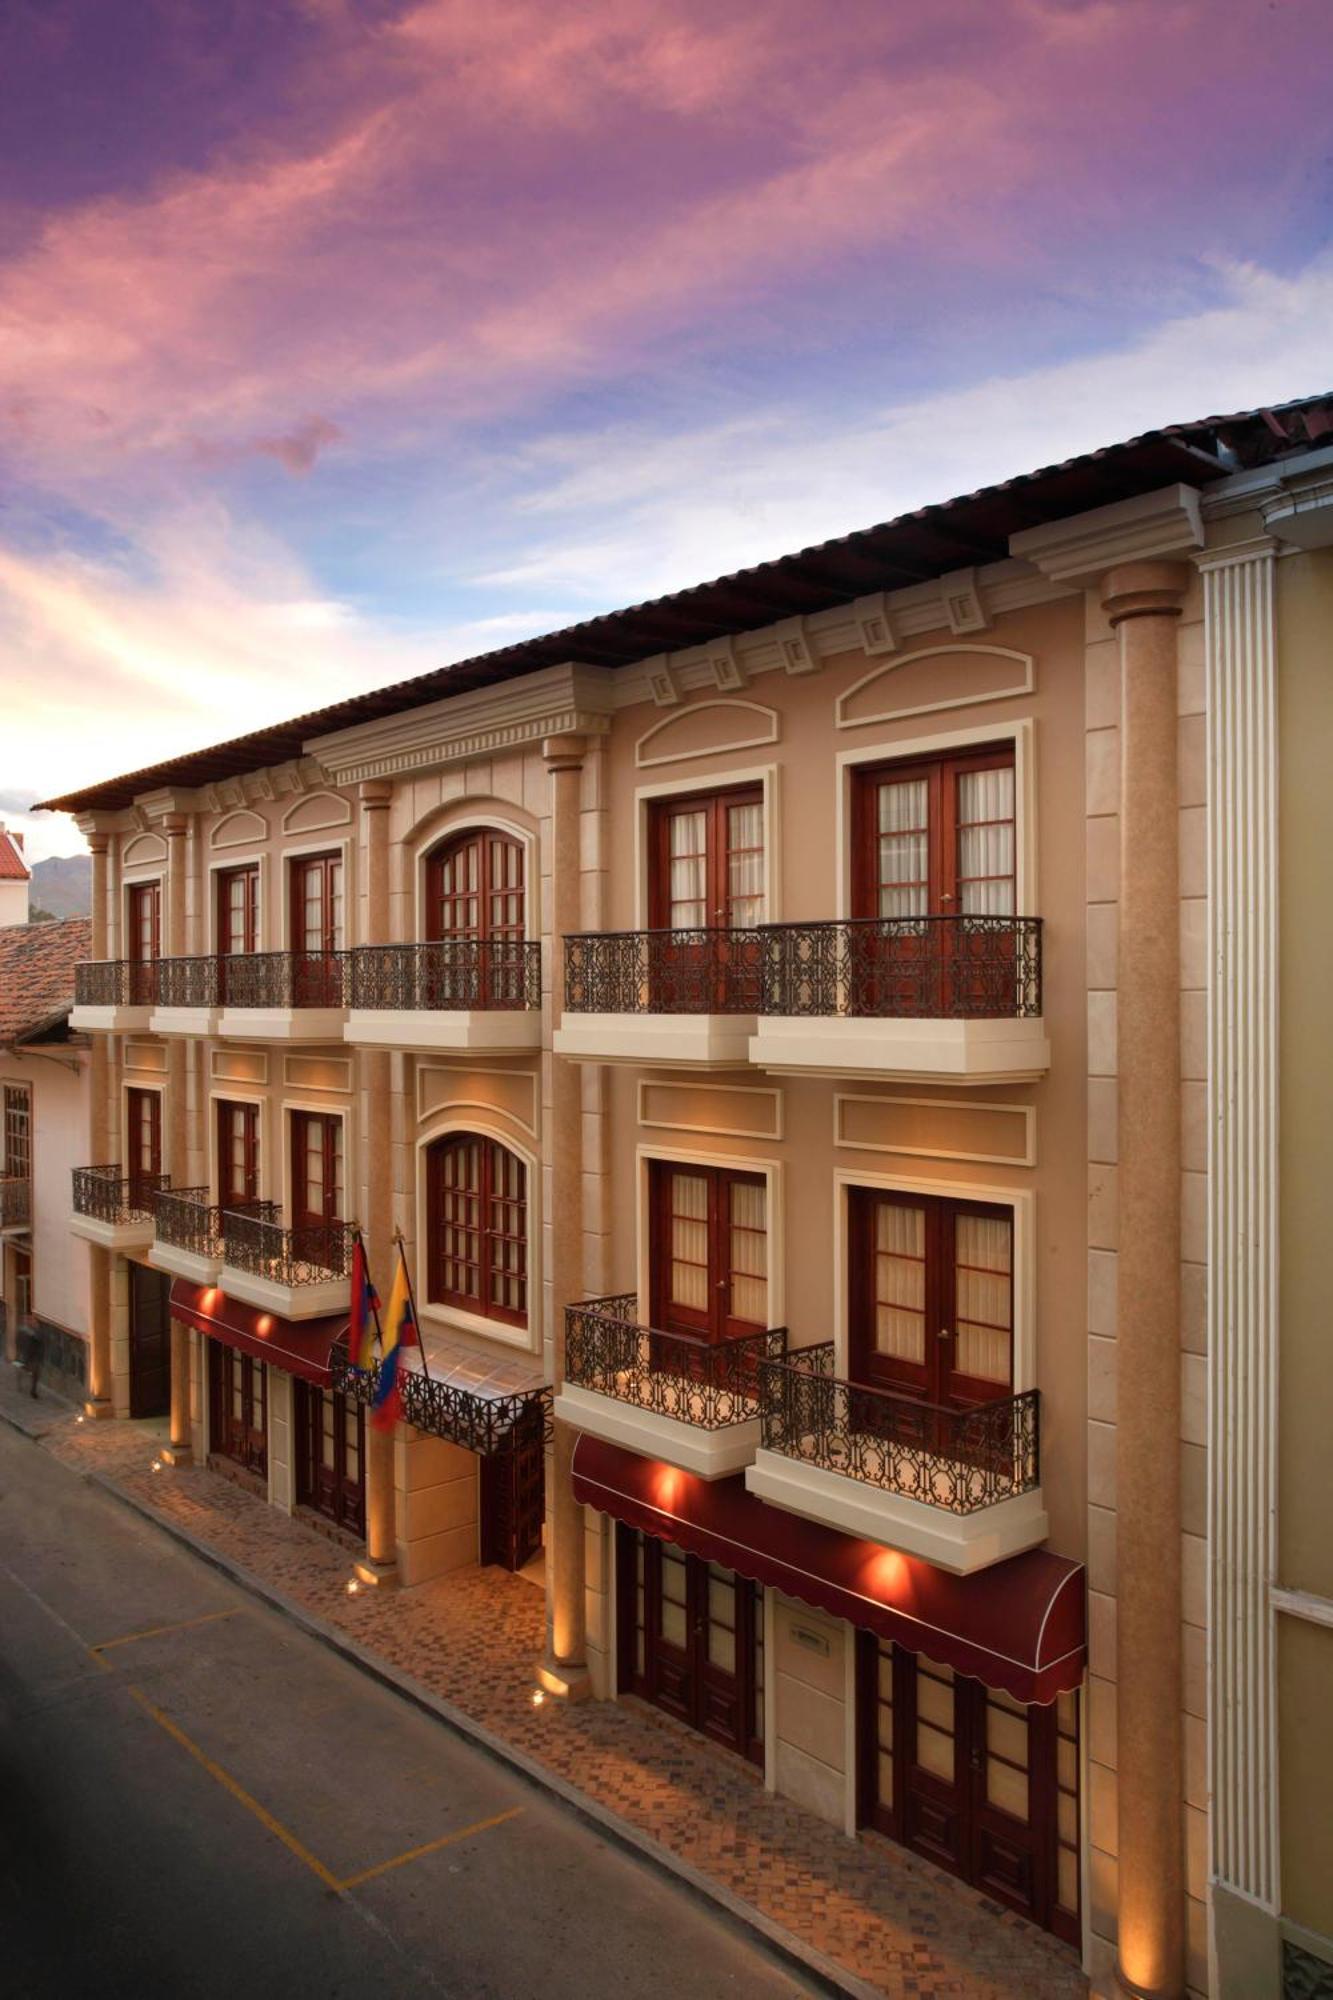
[758,1343,1040,1513]
[74,959,161,1007]
[219,1204,350,1286]
[349,939,541,1013]
[218,949,346,1010]
[72,1165,168,1226]
[564,928,765,1015]
[154,953,219,1009]
[330,1341,552,1456]
[564,1293,787,1428]
[152,1185,223,1262]
[756,915,1042,1019]
[0,1175,31,1229]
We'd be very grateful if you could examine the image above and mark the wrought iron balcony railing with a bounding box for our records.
[72,1165,169,1226]
[758,1343,1041,1513]
[564,928,764,1015]
[756,915,1042,1019]
[565,916,1042,1019]
[219,1205,352,1287]
[218,949,346,1010]
[152,1185,224,1262]
[330,1341,552,1456]
[154,953,220,1009]
[0,1175,31,1229]
[349,939,541,1012]
[564,1293,787,1428]
[75,958,161,1007]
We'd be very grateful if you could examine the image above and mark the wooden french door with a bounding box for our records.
[848,1188,1013,1409]
[479,1405,546,1571]
[617,1527,764,1766]
[208,1340,268,1477]
[125,1087,162,1204]
[217,1100,260,1210]
[857,1635,1080,1946]
[289,851,343,1006]
[127,880,161,1002]
[425,829,526,1005]
[290,1111,343,1268]
[216,864,259,1002]
[647,786,764,1008]
[648,1161,768,1343]
[128,1263,171,1419]
[295,1379,365,1536]
[851,746,1016,1013]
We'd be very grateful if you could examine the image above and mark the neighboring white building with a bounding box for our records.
[0,825,31,927]
[0,914,94,1396]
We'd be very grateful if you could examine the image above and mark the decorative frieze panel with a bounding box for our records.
[836,645,1034,730]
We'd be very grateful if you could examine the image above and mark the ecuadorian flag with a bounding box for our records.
[350,1233,380,1372]
[371,1246,419,1433]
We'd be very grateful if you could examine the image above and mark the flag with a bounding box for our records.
[350,1233,380,1372]
[371,1244,419,1432]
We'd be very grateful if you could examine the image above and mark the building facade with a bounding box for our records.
[48,398,1333,2000]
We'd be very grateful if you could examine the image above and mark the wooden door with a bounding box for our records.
[648,1161,768,1344]
[127,881,161,1003]
[848,1188,1013,1409]
[850,747,1015,1012]
[217,1101,260,1210]
[289,851,343,1006]
[295,1379,365,1536]
[216,864,259,1002]
[479,1404,545,1571]
[856,1636,1080,1946]
[425,829,526,1006]
[647,787,764,1009]
[125,1088,162,1205]
[291,1111,342,1227]
[617,1527,763,1766]
[208,1341,267,1476]
[128,1263,171,1419]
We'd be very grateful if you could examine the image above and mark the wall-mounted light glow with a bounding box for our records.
[200,1287,220,1310]
[865,1546,908,1596]
[255,1315,273,1336]
[653,1465,683,1511]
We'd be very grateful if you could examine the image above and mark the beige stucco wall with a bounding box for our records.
[395,1428,478,1585]
[0,1046,93,1345]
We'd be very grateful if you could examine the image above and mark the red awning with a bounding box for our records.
[169,1280,347,1386]
[573,1437,1085,1705]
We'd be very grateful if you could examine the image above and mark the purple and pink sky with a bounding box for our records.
[4,0,1331,859]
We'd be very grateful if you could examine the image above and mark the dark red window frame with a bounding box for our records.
[426,1134,528,1329]
[125,1086,161,1194]
[290,1110,343,1228]
[851,743,1016,920]
[647,785,764,931]
[217,1100,260,1210]
[425,827,526,944]
[648,1159,768,1345]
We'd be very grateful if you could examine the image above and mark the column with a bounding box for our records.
[1103,560,1189,2000]
[357,779,398,1582]
[85,829,113,1415]
[539,733,590,1698]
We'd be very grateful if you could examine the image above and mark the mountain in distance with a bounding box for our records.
[30,853,91,919]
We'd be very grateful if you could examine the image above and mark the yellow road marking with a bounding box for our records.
[337,1807,525,1890]
[126,1685,345,1893]
[90,1608,241,1656]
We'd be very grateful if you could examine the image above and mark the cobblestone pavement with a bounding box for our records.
[2,1373,1086,2000]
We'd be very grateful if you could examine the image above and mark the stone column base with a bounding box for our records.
[83,1397,114,1421]
[353,1555,399,1589]
[537,1655,592,1702]
[161,1443,193,1467]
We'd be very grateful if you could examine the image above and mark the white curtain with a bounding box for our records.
[957,768,1015,916]
[954,1212,1013,1383]
[876,778,928,919]
[669,1171,709,1310]
[728,1179,768,1324]
[874,1201,926,1362]
[726,801,765,927]
[668,810,708,929]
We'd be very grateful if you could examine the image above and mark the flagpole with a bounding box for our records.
[393,1224,433,1382]
[351,1222,386,1358]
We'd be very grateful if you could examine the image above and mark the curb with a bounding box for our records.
[53,1447,882,2000]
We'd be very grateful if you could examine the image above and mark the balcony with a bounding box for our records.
[218,1204,352,1319]
[149,953,220,1037]
[0,1175,31,1235]
[217,950,346,1043]
[70,1165,168,1251]
[149,1185,223,1284]
[72,958,159,1034]
[345,940,542,1054]
[553,1293,787,1479]
[555,929,762,1067]
[744,1344,1047,1574]
[748,916,1048,1080]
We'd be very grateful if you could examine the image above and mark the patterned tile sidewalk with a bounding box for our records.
[3,1374,1085,2000]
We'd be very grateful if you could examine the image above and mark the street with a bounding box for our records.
[0,1420,816,2000]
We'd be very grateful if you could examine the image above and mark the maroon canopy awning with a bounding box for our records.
[573,1436,1085,1705]
[169,1279,347,1386]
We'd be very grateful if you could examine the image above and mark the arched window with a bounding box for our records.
[426,828,525,944]
[426,1134,528,1328]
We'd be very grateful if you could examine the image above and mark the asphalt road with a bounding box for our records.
[0,1420,817,2000]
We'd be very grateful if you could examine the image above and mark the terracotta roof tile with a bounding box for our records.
[0,916,91,1044]
[0,830,30,881]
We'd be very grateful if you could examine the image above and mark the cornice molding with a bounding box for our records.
[1008,482,1203,585]
[1195,535,1279,575]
